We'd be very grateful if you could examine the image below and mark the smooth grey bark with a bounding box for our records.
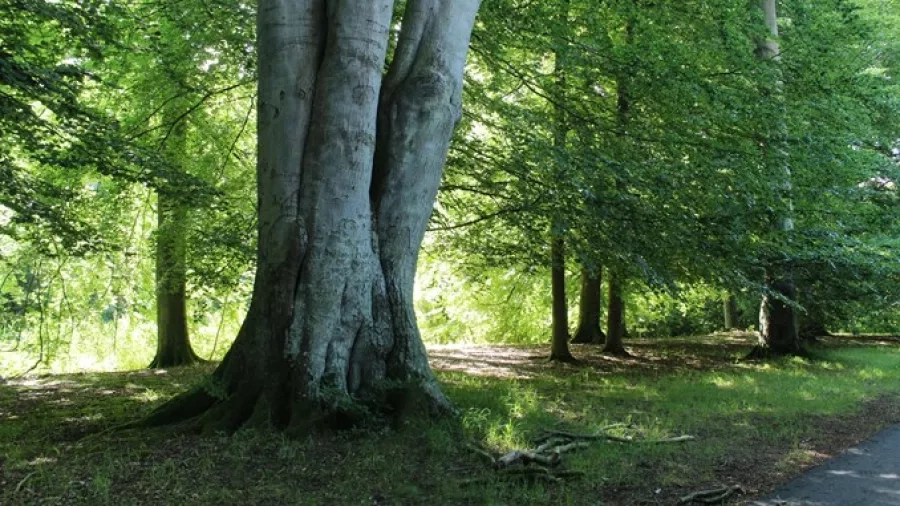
[572,268,605,344]
[139,0,482,433]
[751,0,801,357]
[151,111,200,369]
[723,293,739,330]
[549,235,575,362]
[603,268,628,356]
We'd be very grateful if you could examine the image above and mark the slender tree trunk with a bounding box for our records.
[723,293,738,330]
[137,0,482,434]
[750,0,802,358]
[603,268,629,356]
[549,234,575,361]
[601,16,632,357]
[571,268,605,344]
[151,194,200,368]
[546,0,575,362]
[150,109,199,369]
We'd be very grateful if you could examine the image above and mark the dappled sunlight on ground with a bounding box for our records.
[428,344,546,378]
[2,336,900,505]
[427,333,758,379]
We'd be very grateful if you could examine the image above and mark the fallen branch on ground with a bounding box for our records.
[462,424,695,484]
[678,485,744,504]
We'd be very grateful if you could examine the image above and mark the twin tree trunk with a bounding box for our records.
[571,268,605,344]
[752,0,801,357]
[151,112,200,369]
[142,0,482,433]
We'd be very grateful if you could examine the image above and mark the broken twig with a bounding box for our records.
[678,485,744,504]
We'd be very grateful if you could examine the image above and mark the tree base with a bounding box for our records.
[601,346,631,357]
[134,380,453,436]
[571,327,605,345]
[744,344,810,360]
[148,350,204,369]
[548,352,579,364]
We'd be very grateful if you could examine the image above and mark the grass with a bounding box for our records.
[2,334,900,505]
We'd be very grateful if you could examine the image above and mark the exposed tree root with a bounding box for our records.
[678,484,744,504]
[462,423,695,484]
[126,378,450,436]
[131,388,219,429]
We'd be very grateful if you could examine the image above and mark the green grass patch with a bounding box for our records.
[2,337,900,505]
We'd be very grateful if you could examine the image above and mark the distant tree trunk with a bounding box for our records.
[603,268,629,356]
[798,300,829,341]
[549,234,576,361]
[601,17,632,357]
[150,110,199,369]
[547,0,575,363]
[750,0,802,358]
[571,268,605,344]
[137,0,483,434]
[723,293,739,330]
[151,194,200,368]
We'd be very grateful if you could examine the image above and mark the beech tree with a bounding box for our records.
[751,0,802,357]
[151,107,200,368]
[141,0,482,432]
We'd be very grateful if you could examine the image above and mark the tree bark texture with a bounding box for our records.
[151,111,200,369]
[571,268,605,344]
[723,293,738,330]
[546,0,575,363]
[752,0,801,357]
[603,268,628,356]
[549,235,575,362]
[141,0,482,433]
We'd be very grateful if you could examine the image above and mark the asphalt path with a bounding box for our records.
[752,424,900,505]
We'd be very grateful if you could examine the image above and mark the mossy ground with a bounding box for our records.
[3,334,900,505]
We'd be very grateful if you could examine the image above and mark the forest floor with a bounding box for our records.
[2,333,900,505]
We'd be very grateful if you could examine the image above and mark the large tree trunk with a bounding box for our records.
[139,0,482,434]
[571,268,605,344]
[151,110,199,369]
[549,235,575,362]
[603,268,629,356]
[750,0,802,358]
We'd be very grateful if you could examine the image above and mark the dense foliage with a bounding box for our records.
[1,0,898,373]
